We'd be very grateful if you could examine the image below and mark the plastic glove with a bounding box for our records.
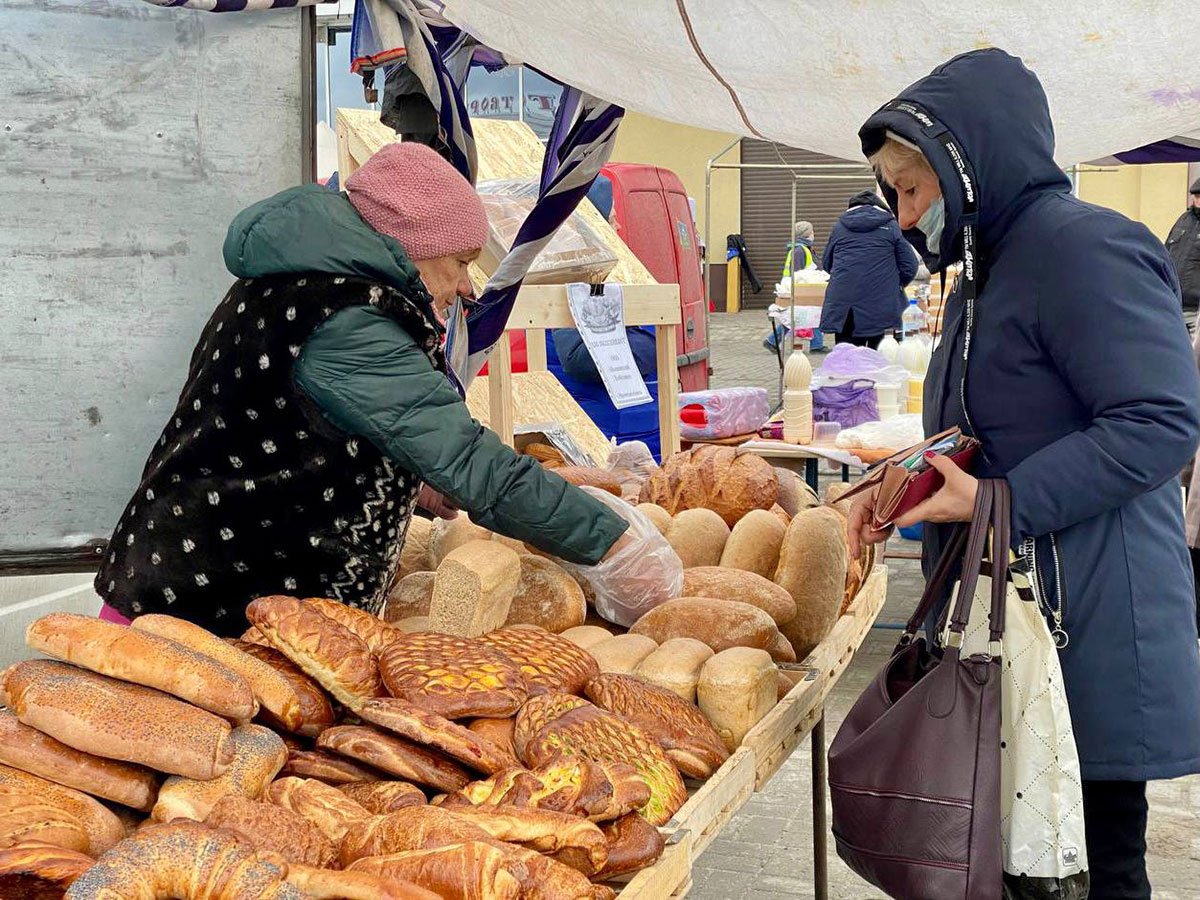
[561,486,683,627]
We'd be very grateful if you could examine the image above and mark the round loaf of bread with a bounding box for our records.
[774,467,820,517]
[640,447,778,526]
[396,516,434,580]
[664,508,730,569]
[383,572,435,623]
[774,507,847,660]
[504,556,586,634]
[719,509,787,580]
[682,567,796,627]
[629,598,778,654]
[635,503,672,536]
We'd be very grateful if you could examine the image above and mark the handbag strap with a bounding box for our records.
[900,523,968,641]
[986,479,1012,644]
[945,479,995,640]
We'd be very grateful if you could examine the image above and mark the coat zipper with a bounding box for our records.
[1020,533,1069,648]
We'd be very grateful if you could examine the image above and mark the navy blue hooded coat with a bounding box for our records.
[820,198,918,337]
[860,49,1200,781]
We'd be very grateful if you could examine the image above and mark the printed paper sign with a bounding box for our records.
[566,283,653,409]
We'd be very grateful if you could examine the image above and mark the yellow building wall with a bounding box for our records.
[1077,163,1190,241]
[610,111,741,251]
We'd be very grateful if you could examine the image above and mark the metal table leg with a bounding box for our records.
[812,712,829,900]
[805,458,820,494]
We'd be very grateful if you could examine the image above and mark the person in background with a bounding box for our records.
[849,49,1200,898]
[1166,178,1200,331]
[819,191,917,349]
[765,220,825,353]
[96,143,675,635]
[1186,324,1200,630]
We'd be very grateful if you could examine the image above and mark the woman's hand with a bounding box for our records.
[848,485,894,558]
[892,453,979,529]
[417,484,459,520]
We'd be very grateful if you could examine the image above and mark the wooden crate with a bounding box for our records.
[616,566,888,896]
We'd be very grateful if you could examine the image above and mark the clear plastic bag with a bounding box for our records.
[678,387,770,440]
[835,414,926,450]
[476,179,618,285]
[559,486,683,627]
[605,440,659,501]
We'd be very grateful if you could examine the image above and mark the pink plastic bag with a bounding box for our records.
[98,603,131,626]
[678,388,770,440]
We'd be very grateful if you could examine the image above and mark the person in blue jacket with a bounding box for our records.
[820,190,918,348]
[849,49,1200,898]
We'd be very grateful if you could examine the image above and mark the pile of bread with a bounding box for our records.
[386,446,874,759]
[0,598,723,899]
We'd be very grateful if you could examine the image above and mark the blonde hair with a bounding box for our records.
[868,136,935,187]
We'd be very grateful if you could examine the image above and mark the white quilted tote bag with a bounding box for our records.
[944,548,1090,899]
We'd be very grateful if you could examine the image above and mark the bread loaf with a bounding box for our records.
[429,516,493,566]
[588,634,659,675]
[317,726,471,793]
[503,556,586,634]
[465,719,518,769]
[771,504,793,526]
[552,466,623,496]
[718,508,787,580]
[641,446,778,525]
[133,614,302,732]
[768,632,797,664]
[480,627,600,696]
[773,467,820,517]
[559,625,615,651]
[697,647,777,751]
[266,776,373,846]
[632,638,714,704]
[281,748,382,785]
[634,503,672,535]
[384,573,435,625]
[0,765,125,856]
[436,806,609,876]
[584,674,729,779]
[151,725,287,823]
[0,709,158,812]
[682,567,796,626]
[629,598,779,654]
[347,842,521,900]
[287,863,442,900]
[204,794,339,868]
[397,515,434,579]
[355,698,517,774]
[339,781,427,815]
[0,793,91,856]
[227,641,335,738]
[490,532,529,555]
[824,481,857,519]
[378,632,528,720]
[25,613,256,723]
[62,821,295,900]
[0,842,93,896]
[774,507,847,659]
[596,812,666,879]
[302,597,400,656]
[429,541,520,638]
[4,660,234,781]
[664,508,730,568]
[245,595,381,710]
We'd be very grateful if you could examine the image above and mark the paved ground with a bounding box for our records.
[687,312,1200,899]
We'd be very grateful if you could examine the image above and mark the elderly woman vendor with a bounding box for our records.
[96,143,671,635]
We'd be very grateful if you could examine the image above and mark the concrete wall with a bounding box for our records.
[1077,162,1191,241]
[0,575,101,668]
[0,2,304,552]
[611,112,741,252]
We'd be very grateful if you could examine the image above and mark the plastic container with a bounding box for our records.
[678,387,770,441]
[877,333,900,364]
[813,421,842,443]
[901,298,927,339]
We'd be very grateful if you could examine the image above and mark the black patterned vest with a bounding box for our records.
[96,274,445,635]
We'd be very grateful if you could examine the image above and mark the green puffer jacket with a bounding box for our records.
[224,184,627,566]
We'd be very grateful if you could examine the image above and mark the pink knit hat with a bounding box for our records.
[345,143,489,261]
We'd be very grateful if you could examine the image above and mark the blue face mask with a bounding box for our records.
[916,196,946,254]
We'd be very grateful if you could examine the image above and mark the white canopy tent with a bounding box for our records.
[437,0,1200,165]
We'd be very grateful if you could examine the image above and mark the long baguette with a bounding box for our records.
[26,613,256,723]
[132,614,302,732]
[0,710,158,812]
[4,660,234,780]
